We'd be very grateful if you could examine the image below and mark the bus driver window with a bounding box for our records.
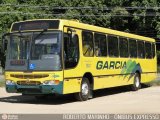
[64,33,79,69]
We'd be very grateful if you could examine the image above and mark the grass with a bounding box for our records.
[153,65,160,86]
[149,80,160,86]
[0,80,5,87]
[158,66,160,73]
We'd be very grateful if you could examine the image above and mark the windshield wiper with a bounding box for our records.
[26,29,47,71]
[33,29,48,40]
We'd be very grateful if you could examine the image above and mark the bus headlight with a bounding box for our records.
[6,80,15,85]
[43,80,60,85]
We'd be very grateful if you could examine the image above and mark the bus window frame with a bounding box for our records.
[129,38,138,58]
[152,43,156,59]
[63,32,80,70]
[119,36,129,58]
[82,30,94,57]
[145,41,152,59]
[107,34,119,58]
[137,40,145,59]
[94,32,107,57]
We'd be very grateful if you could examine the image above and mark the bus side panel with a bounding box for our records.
[93,74,134,90]
[143,73,157,83]
[140,58,157,83]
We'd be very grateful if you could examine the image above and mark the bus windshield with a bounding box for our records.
[5,31,62,71]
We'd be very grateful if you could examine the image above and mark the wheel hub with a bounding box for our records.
[135,76,140,87]
[82,82,89,95]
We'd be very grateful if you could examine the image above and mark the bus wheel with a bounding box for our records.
[75,77,90,101]
[131,73,141,91]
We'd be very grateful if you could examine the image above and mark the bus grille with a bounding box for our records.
[17,81,41,86]
[10,74,49,79]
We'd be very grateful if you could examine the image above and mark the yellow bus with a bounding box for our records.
[2,19,157,101]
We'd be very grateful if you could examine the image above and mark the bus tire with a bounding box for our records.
[131,73,141,91]
[75,77,90,101]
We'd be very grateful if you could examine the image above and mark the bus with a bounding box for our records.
[2,19,157,101]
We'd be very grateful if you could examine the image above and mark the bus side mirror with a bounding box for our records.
[2,33,9,53]
[67,28,76,40]
[1,33,9,69]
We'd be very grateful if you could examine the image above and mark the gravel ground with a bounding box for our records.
[0,86,160,114]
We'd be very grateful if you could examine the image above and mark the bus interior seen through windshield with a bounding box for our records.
[5,31,62,71]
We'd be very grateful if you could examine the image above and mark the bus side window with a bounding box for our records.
[145,42,152,59]
[152,43,155,58]
[94,33,107,57]
[119,37,129,58]
[137,41,145,58]
[64,33,79,69]
[108,35,119,57]
[82,31,94,57]
[129,39,137,58]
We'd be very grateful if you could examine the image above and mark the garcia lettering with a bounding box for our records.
[96,61,126,70]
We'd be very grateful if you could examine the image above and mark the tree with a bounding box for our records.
[110,7,129,31]
[0,0,159,43]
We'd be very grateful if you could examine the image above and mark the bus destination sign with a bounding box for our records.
[11,20,60,32]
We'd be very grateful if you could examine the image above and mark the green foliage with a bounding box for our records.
[157,50,160,65]
[0,80,5,87]
[110,7,128,30]
[156,22,160,37]
[0,0,159,47]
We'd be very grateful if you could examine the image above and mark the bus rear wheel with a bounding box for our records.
[75,77,90,101]
[131,73,141,91]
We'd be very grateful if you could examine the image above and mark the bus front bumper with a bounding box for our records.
[6,82,63,95]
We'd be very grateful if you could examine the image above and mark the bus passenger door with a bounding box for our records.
[63,27,82,94]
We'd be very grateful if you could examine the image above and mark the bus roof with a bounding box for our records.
[11,19,155,42]
[61,19,155,42]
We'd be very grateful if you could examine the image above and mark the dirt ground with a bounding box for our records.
[0,85,160,114]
